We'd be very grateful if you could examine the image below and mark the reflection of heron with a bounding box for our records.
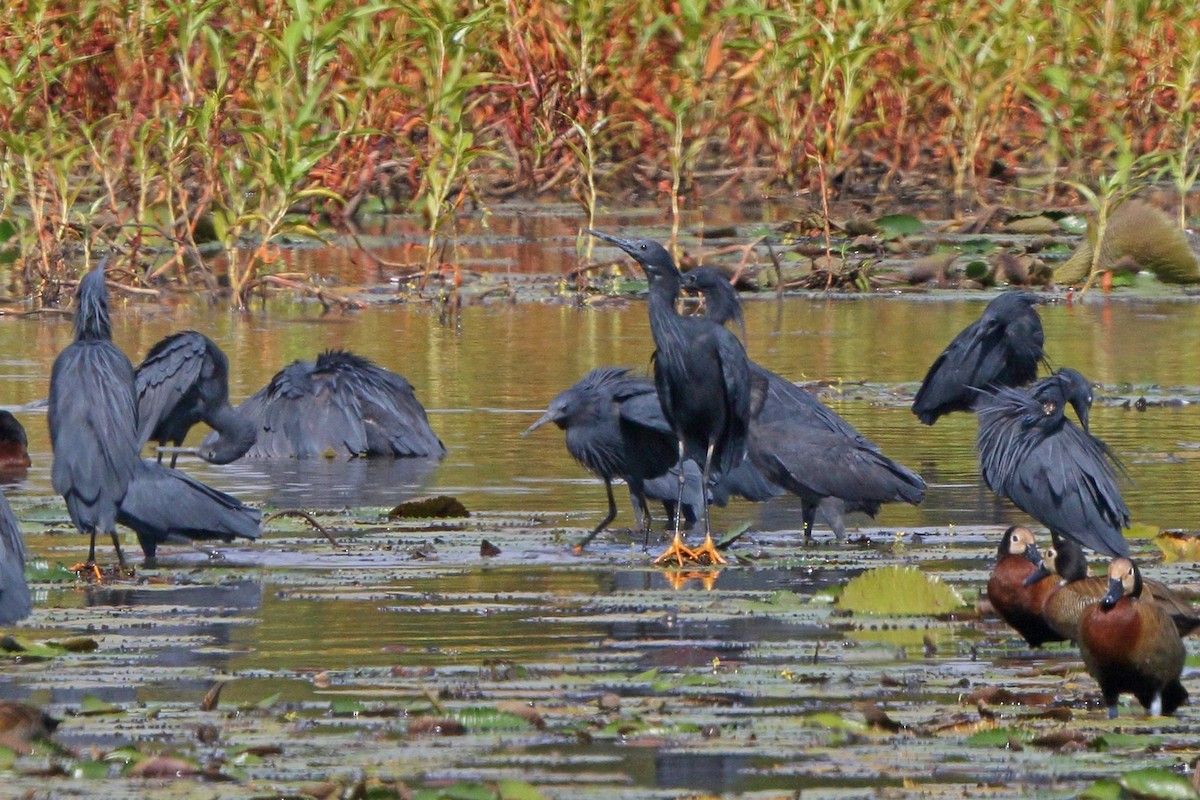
[913,292,1045,425]
[589,232,750,565]
[0,488,31,624]
[682,266,925,540]
[523,367,704,549]
[976,368,1127,557]
[208,350,445,460]
[118,459,261,559]
[135,331,256,466]
[48,263,140,570]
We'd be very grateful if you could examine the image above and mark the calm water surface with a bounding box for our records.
[5,293,1200,529]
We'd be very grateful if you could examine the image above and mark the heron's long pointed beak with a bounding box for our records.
[521,412,555,438]
[587,229,636,254]
[1100,576,1123,610]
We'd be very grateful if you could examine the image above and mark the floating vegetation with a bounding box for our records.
[836,565,966,616]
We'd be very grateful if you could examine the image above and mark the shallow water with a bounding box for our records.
[4,278,1200,796]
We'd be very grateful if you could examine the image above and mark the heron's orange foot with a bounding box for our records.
[653,534,697,567]
[689,533,729,566]
[69,562,104,583]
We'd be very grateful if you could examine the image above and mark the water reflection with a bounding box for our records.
[212,455,443,508]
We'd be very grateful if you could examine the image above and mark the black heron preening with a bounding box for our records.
[0,488,31,625]
[589,231,751,565]
[683,266,926,540]
[135,331,256,467]
[48,263,141,573]
[976,368,1129,558]
[205,350,446,460]
[912,291,1045,425]
[118,459,261,560]
[523,366,704,550]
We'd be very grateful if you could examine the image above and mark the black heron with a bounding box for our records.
[683,266,926,540]
[523,366,704,550]
[48,263,141,572]
[205,350,446,459]
[135,331,256,467]
[117,459,261,560]
[912,291,1045,425]
[976,368,1129,557]
[589,231,751,565]
[0,487,31,625]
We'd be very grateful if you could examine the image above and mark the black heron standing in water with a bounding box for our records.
[682,266,926,540]
[912,291,1045,425]
[588,231,751,565]
[204,350,445,460]
[523,366,704,550]
[0,487,31,625]
[48,262,141,573]
[118,459,261,560]
[135,331,257,467]
[976,368,1129,558]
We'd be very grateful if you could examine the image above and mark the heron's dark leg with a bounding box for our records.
[109,529,129,570]
[69,527,104,581]
[653,441,698,566]
[818,497,847,541]
[574,479,618,552]
[168,452,179,469]
[802,503,816,540]
[686,441,728,566]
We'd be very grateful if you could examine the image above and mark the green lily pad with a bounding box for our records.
[876,214,924,239]
[836,566,965,616]
[1118,768,1199,799]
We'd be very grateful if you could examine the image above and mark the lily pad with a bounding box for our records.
[836,566,965,616]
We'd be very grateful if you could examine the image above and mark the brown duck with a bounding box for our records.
[1079,558,1188,718]
[1032,539,1200,642]
[986,526,1065,646]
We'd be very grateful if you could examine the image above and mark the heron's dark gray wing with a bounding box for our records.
[976,388,1130,557]
[714,328,752,477]
[751,423,925,505]
[616,390,673,435]
[756,366,875,447]
[1002,312,1047,383]
[134,332,208,447]
[49,342,139,531]
[353,367,445,458]
[0,488,31,624]
[118,460,260,557]
[710,459,782,506]
[911,320,989,423]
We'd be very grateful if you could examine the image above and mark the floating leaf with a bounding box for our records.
[876,214,924,239]
[1156,531,1200,563]
[388,496,469,519]
[1079,779,1125,800]
[967,728,1032,747]
[71,760,110,779]
[836,566,965,616]
[1118,767,1199,799]
[1126,522,1160,540]
[804,712,867,732]
[330,699,366,717]
[78,695,123,716]
[496,780,545,800]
